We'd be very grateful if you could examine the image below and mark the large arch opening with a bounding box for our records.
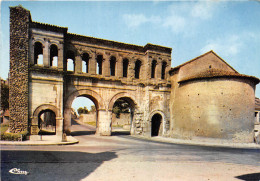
[38,109,56,135]
[96,55,103,75]
[66,50,75,72]
[123,58,129,77]
[34,42,43,65]
[111,97,135,135]
[110,56,116,76]
[50,44,58,67]
[82,53,89,73]
[161,61,167,80]
[70,96,97,136]
[151,113,162,137]
[134,60,141,79]
[151,60,157,78]
[64,90,105,136]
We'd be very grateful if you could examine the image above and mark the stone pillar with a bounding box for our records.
[117,57,123,78]
[75,55,82,74]
[30,116,39,135]
[58,44,64,71]
[56,117,63,137]
[63,107,72,134]
[157,61,162,81]
[43,40,49,67]
[98,110,111,136]
[89,55,96,75]
[103,55,110,77]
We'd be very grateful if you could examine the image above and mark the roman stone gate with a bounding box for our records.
[9,6,172,137]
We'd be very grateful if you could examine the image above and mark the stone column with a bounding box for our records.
[56,117,63,137]
[117,57,123,78]
[30,116,39,135]
[43,40,50,67]
[58,43,64,71]
[89,55,96,75]
[75,54,82,74]
[103,55,110,77]
[63,107,72,134]
[157,61,162,81]
[98,110,112,136]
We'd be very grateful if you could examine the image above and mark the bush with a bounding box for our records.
[0,124,28,141]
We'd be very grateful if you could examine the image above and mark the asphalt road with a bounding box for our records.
[1,121,260,181]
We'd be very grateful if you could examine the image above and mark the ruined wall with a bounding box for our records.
[9,6,31,133]
[171,77,256,142]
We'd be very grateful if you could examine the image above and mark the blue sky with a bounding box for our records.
[1,1,260,110]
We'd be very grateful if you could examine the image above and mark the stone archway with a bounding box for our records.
[31,104,62,136]
[64,89,105,135]
[149,110,166,137]
[108,92,138,135]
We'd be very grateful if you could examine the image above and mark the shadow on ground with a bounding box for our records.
[235,173,260,181]
[1,150,117,181]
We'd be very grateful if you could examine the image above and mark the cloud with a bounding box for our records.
[163,14,186,33]
[123,2,218,33]
[190,2,215,20]
[200,35,243,56]
[123,14,161,28]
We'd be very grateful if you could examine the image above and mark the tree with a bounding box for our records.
[112,99,130,118]
[1,82,9,111]
[77,107,89,115]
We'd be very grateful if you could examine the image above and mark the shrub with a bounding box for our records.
[0,124,28,141]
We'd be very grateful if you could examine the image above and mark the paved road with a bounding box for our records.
[1,121,260,181]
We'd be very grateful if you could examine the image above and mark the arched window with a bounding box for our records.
[151,60,157,78]
[34,42,43,65]
[66,50,75,72]
[110,56,116,76]
[96,55,103,75]
[134,60,141,79]
[123,58,129,77]
[50,44,58,67]
[161,61,167,80]
[82,53,89,73]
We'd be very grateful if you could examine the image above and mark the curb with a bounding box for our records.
[131,135,260,150]
[0,136,79,146]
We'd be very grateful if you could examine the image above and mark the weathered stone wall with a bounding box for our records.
[9,6,31,133]
[112,113,131,126]
[170,77,256,142]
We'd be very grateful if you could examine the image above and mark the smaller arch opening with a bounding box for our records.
[112,97,135,136]
[66,50,75,72]
[161,61,167,79]
[50,44,58,67]
[82,53,89,73]
[110,56,116,76]
[34,42,43,65]
[96,55,103,75]
[123,58,129,77]
[151,113,162,137]
[135,60,141,79]
[151,60,157,78]
[38,109,56,135]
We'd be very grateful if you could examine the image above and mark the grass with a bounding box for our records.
[86,121,96,127]
[0,123,28,141]
[85,122,123,128]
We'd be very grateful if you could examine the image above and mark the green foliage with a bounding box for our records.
[1,83,9,111]
[0,124,28,141]
[112,99,130,118]
[77,107,89,115]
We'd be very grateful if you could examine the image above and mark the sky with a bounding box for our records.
[1,1,260,111]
